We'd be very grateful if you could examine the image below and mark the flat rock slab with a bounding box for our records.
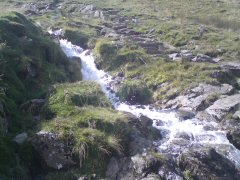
[206,94,240,120]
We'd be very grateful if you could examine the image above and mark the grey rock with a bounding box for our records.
[192,54,214,63]
[206,94,240,120]
[165,84,234,111]
[31,130,76,170]
[221,61,240,76]
[106,154,162,180]
[178,147,239,180]
[174,132,193,141]
[176,108,195,120]
[14,132,28,144]
[169,53,181,61]
[139,115,153,127]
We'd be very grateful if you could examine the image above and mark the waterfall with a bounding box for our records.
[59,39,240,169]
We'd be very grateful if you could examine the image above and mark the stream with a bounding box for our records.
[58,38,240,170]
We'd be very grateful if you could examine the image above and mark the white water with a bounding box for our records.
[59,39,240,168]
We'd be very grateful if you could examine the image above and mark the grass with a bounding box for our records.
[41,81,131,177]
[94,37,219,102]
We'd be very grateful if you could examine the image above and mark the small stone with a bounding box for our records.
[14,132,28,144]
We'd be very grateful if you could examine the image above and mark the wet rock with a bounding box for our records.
[106,153,162,180]
[174,132,192,141]
[139,115,153,127]
[31,130,76,170]
[206,94,240,120]
[227,129,240,150]
[14,132,28,144]
[155,120,164,126]
[176,109,195,120]
[178,148,239,180]
[128,133,153,155]
[203,124,216,131]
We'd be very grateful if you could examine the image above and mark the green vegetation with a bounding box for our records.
[94,37,218,102]
[42,81,131,177]
[0,12,82,179]
[117,80,152,104]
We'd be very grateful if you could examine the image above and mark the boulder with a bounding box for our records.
[31,130,76,170]
[165,83,234,111]
[14,132,28,144]
[206,94,240,120]
[178,148,239,180]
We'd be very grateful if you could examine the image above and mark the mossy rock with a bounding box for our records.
[117,80,152,105]
[64,29,89,49]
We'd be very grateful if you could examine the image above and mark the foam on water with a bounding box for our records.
[59,39,240,168]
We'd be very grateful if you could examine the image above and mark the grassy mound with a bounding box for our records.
[41,81,130,177]
[117,80,152,104]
